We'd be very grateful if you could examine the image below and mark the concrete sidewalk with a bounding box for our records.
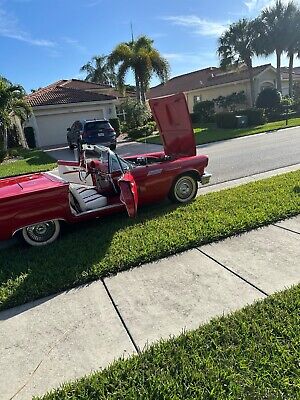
[0,216,299,399]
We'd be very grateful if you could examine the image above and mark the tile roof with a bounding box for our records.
[26,83,117,107]
[58,79,112,90]
[281,66,300,79]
[147,64,272,99]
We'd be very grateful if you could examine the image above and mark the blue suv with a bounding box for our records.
[67,119,117,150]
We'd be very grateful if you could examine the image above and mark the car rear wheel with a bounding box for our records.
[169,174,198,204]
[22,220,60,246]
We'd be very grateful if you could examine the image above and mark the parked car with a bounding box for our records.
[0,93,211,247]
[67,119,117,150]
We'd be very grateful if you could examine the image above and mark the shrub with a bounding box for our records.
[213,91,247,111]
[256,88,281,111]
[127,121,156,139]
[120,98,151,130]
[190,113,202,124]
[193,100,215,122]
[7,148,19,157]
[24,127,36,148]
[0,149,6,163]
[109,118,121,136]
[215,112,237,129]
[239,109,265,126]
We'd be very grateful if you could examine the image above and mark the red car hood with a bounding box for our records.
[149,93,196,158]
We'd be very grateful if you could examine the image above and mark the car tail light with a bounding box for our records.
[106,128,115,133]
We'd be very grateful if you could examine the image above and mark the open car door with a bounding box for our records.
[149,92,196,158]
[118,172,138,218]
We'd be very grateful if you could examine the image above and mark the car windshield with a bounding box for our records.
[91,146,133,173]
[85,121,111,132]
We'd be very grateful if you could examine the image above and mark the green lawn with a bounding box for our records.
[0,148,56,178]
[139,117,300,146]
[36,284,300,400]
[0,171,299,311]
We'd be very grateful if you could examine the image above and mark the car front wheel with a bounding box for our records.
[169,174,198,204]
[21,220,60,246]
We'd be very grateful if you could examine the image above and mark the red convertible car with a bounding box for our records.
[0,93,211,246]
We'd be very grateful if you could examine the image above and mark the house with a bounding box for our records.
[25,80,118,148]
[147,64,300,112]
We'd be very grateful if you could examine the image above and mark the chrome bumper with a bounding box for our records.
[200,172,212,185]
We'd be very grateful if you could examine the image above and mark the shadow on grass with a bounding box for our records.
[0,200,178,314]
[19,149,56,167]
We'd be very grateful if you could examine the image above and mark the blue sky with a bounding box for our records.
[1,0,299,92]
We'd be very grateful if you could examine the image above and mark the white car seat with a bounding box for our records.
[69,183,107,212]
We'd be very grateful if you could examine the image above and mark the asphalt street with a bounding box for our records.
[45,126,300,186]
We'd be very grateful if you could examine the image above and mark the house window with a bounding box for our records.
[193,95,202,105]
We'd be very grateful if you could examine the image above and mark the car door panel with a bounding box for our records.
[118,172,138,218]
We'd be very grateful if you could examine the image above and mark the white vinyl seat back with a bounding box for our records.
[69,183,107,212]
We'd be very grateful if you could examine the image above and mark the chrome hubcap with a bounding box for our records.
[26,222,56,242]
[175,177,195,200]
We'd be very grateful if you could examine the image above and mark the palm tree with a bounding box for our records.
[286,10,300,96]
[257,0,298,93]
[80,55,116,86]
[218,19,258,107]
[108,35,170,102]
[0,78,31,151]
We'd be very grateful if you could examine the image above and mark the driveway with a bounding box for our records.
[43,141,163,161]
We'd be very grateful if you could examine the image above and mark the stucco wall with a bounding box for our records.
[185,81,251,112]
[26,102,117,148]
[185,68,280,113]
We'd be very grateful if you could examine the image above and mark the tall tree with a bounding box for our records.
[218,19,258,107]
[108,35,170,102]
[257,0,298,93]
[286,9,300,96]
[0,78,31,151]
[80,55,116,86]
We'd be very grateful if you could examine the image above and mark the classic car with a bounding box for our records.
[0,93,211,247]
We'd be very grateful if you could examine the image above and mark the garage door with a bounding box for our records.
[36,110,104,147]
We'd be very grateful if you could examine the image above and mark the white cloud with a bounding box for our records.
[245,0,300,12]
[63,37,88,54]
[0,6,55,47]
[163,52,216,64]
[85,0,102,7]
[163,15,228,37]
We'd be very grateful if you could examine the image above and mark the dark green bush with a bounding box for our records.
[24,127,36,148]
[8,148,19,157]
[190,113,201,123]
[0,150,6,163]
[239,109,265,126]
[193,100,215,122]
[256,88,281,111]
[109,118,121,136]
[215,112,237,129]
